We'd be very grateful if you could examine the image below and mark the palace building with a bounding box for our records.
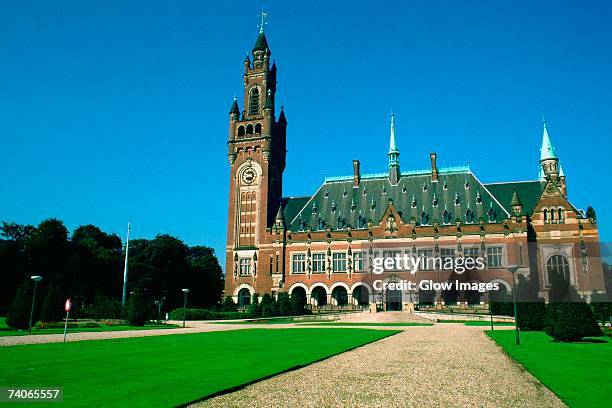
[224,27,605,310]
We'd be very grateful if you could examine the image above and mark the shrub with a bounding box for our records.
[40,282,64,322]
[168,308,245,320]
[221,296,238,312]
[290,294,309,316]
[517,301,547,331]
[36,321,78,329]
[590,291,611,326]
[126,289,152,326]
[83,294,124,320]
[545,302,603,342]
[6,279,33,330]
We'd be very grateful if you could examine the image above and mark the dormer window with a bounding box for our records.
[351,199,356,211]
[317,217,326,230]
[357,214,367,229]
[487,207,496,222]
[432,193,438,207]
[420,212,430,226]
[411,195,417,208]
[331,201,337,213]
[454,193,460,206]
[464,180,469,189]
[422,183,428,192]
[443,209,452,225]
[324,190,329,198]
[249,87,260,115]
[312,203,317,213]
[466,209,475,224]
[476,191,482,204]
[402,185,407,193]
[443,180,448,190]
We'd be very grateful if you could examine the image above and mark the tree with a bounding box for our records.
[6,279,33,329]
[40,281,64,322]
[516,275,546,331]
[126,289,152,326]
[259,293,275,317]
[222,296,238,312]
[277,293,292,316]
[590,291,611,327]
[290,294,306,316]
[247,293,260,318]
[0,222,35,314]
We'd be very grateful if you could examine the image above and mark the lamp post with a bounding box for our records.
[181,289,190,328]
[28,275,43,333]
[508,265,520,345]
[488,293,494,331]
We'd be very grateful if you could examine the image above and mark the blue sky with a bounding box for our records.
[1,1,611,269]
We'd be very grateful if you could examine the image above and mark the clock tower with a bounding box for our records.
[225,21,287,298]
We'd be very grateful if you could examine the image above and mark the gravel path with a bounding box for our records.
[196,324,565,408]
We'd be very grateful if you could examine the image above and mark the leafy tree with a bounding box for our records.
[6,279,33,329]
[126,289,152,326]
[221,296,238,312]
[40,281,64,322]
[0,222,35,314]
[290,294,306,316]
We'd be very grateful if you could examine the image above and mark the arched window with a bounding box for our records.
[558,208,564,223]
[547,255,570,284]
[249,87,260,115]
[543,209,548,223]
[238,288,252,307]
[246,124,254,134]
[550,208,555,223]
[357,215,367,229]
[255,123,262,134]
[237,126,245,137]
[487,208,496,222]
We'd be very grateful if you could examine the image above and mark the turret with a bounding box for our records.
[540,120,559,182]
[511,189,523,216]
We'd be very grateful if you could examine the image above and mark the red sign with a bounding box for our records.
[65,299,72,313]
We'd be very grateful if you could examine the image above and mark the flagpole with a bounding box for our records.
[121,222,131,307]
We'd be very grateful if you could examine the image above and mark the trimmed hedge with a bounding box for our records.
[169,308,247,321]
[545,302,602,342]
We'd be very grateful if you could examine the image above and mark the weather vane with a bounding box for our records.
[258,10,268,33]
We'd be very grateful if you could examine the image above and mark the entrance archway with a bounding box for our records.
[352,285,370,306]
[332,286,348,306]
[311,286,327,307]
[386,288,402,311]
[238,288,251,307]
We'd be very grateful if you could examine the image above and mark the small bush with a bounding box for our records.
[259,294,275,317]
[221,296,238,312]
[247,293,260,318]
[277,293,292,316]
[36,321,78,329]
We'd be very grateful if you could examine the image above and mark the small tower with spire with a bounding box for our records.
[540,119,560,182]
[388,112,401,185]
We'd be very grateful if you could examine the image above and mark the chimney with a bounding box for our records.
[353,160,361,187]
[430,153,439,182]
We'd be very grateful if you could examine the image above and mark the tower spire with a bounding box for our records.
[388,112,401,185]
[539,119,560,181]
[540,119,557,161]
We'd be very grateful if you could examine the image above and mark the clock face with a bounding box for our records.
[241,168,257,185]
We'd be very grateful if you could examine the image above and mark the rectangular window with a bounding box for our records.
[382,250,400,270]
[486,247,503,268]
[464,247,479,270]
[239,258,251,276]
[353,252,364,272]
[291,253,306,274]
[312,253,326,273]
[332,252,347,273]
[417,249,433,270]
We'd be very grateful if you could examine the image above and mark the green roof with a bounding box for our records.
[484,181,546,215]
[287,170,509,232]
[280,196,311,226]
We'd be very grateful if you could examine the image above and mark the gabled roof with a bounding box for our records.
[484,181,547,215]
[287,168,508,232]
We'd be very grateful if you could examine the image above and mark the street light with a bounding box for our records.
[508,265,520,345]
[28,275,43,333]
[181,288,190,328]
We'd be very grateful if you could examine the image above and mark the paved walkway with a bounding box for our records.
[196,325,565,408]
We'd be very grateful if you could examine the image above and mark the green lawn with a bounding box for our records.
[301,322,432,327]
[0,328,398,407]
[487,330,611,408]
[0,323,178,337]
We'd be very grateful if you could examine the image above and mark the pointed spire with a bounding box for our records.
[387,111,400,184]
[389,111,398,154]
[559,164,565,177]
[253,11,270,54]
[511,189,522,206]
[275,204,285,227]
[229,96,239,115]
[278,105,287,123]
[540,119,557,161]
